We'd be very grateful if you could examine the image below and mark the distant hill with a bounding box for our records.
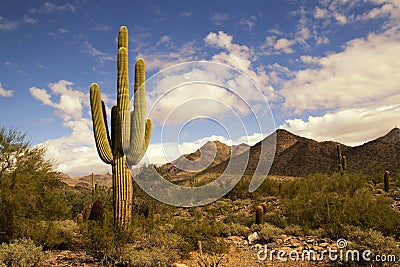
[158,128,400,184]
[63,128,400,188]
[345,127,400,175]
[61,172,112,190]
[160,141,250,183]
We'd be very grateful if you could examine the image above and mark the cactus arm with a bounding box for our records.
[90,83,113,164]
[124,58,152,165]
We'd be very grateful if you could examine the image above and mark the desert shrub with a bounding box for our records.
[284,224,305,236]
[115,245,179,267]
[223,210,253,227]
[29,220,79,250]
[221,222,250,237]
[256,223,284,243]
[343,226,400,266]
[226,175,281,200]
[0,127,71,243]
[282,173,400,238]
[264,212,287,228]
[80,214,118,262]
[172,218,228,257]
[0,238,47,267]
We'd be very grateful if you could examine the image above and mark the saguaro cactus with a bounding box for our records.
[89,26,152,228]
[337,144,346,177]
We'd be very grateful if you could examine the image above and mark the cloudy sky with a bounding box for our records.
[0,0,399,176]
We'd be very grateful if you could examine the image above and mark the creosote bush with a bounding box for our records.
[0,239,47,267]
[282,173,400,238]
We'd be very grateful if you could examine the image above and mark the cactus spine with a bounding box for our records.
[89,26,152,228]
[337,144,346,176]
[384,171,390,192]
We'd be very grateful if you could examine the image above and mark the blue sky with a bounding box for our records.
[0,0,399,175]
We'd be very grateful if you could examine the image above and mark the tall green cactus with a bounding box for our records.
[337,144,346,177]
[89,26,152,228]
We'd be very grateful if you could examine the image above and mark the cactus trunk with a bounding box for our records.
[337,144,346,177]
[89,26,152,229]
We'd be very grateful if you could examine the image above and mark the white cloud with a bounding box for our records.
[94,24,111,31]
[137,41,198,70]
[0,83,13,97]
[263,8,313,54]
[30,80,87,120]
[58,28,68,34]
[212,12,228,25]
[156,35,172,46]
[0,16,18,31]
[280,30,400,113]
[204,31,276,100]
[274,38,295,53]
[240,16,258,30]
[314,7,329,19]
[22,15,37,25]
[181,11,192,17]
[30,2,76,14]
[29,80,111,176]
[281,104,400,146]
[83,41,114,63]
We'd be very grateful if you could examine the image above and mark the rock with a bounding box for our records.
[266,242,278,249]
[306,238,315,244]
[289,238,301,247]
[320,242,330,248]
[228,236,243,243]
[313,245,323,251]
[254,244,264,250]
[248,232,260,244]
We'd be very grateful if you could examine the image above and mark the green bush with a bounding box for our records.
[221,222,250,237]
[115,245,179,267]
[0,127,71,243]
[223,210,253,227]
[29,220,79,250]
[257,223,284,243]
[343,226,400,266]
[172,218,228,257]
[0,239,47,267]
[282,173,400,238]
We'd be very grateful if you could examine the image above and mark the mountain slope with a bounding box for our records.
[186,128,400,183]
[160,141,250,182]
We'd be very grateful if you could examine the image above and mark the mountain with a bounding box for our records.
[61,173,113,189]
[190,129,349,180]
[344,127,400,175]
[161,128,400,184]
[160,140,249,182]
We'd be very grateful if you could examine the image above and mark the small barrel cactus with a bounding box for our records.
[255,205,264,225]
[89,200,105,227]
